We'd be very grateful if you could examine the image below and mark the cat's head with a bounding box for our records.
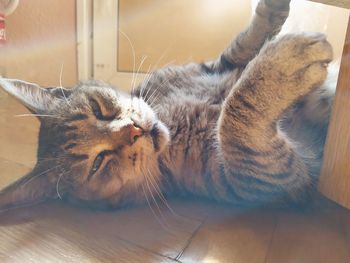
[0,78,170,210]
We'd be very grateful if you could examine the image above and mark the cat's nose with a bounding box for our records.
[129,124,143,144]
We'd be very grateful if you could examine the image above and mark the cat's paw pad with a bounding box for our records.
[262,32,333,76]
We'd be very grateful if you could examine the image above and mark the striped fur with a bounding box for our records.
[0,0,336,209]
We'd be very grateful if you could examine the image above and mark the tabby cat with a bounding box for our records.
[0,0,336,210]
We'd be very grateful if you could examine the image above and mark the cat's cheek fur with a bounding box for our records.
[154,121,170,153]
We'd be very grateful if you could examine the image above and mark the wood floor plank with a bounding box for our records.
[161,198,224,221]
[0,200,202,261]
[0,211,176,262]
[179,206,277,263]
[0,143,37,168]
[1,196,350,262]
[0,96,39,167]
[0,158,31,190]
[265,208,349,263]
[0,88,8,99]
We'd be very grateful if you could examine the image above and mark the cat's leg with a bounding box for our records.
[203,0,291,73]
[217,33,333,204]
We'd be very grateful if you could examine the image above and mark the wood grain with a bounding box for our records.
[179,207,277,263]
[1,202,350,263]
[0,203,178,263]
[265,209,349,263]
[0,158,30,190]
[318,17,350,208]
[0,96,38,168]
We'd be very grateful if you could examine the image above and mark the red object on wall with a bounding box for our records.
[0,13,5,44]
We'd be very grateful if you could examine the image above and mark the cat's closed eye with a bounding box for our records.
[88,151,107,180]
[90,98,119,121]
[88,149,120,181]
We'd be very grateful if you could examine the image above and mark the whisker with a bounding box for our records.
[59,62,70,106]
[144,56,176,103]
[14,114,61,118]
[140,53,173,100]
[119,29,136,96]
[37,156,71,161]
[160,59,176,69]
[130,55,148,108]
[144,171,173,229]
[58,163,84,182]
[21,164,63,188]
[146,79,170,106]
[148,92,162,109]
[151,105,161,115]
[147,169,180,218]
[149,47,170,72]
[0,199,47,214]
[136,61,152,100]
[148,88,164,108]
[147,79,169,105]
[140,64,153,99]
[141,183,170,232]
[133,55,148,93]
[56,172,64,200]
[143,72,164,102]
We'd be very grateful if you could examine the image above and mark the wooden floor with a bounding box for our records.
[2,83,350,263]
[1,198,350,263]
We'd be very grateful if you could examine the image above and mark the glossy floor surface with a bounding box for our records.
[1,198,350,263]
[1,84,350,263]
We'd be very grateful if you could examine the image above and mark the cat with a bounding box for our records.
[0,0,336,210]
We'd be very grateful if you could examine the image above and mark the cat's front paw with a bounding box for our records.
[263,33,333,76]
[257,33,333,96]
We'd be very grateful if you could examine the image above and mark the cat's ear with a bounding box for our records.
[0,78,72,113]
[0,165,57,211]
